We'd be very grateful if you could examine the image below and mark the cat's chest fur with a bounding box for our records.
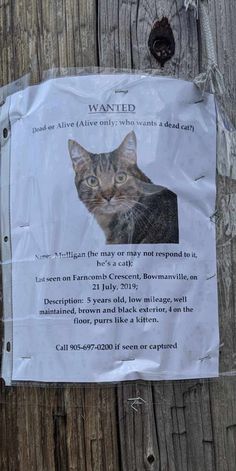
[95,210,133,244]
[95,190,179,245]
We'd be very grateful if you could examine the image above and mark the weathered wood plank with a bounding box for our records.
[0,0,236,470]
[208,0,236,124]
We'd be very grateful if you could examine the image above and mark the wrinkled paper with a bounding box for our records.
[2,74,219,382]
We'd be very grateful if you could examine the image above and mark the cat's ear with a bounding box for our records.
[68,140,90,171]
[118,131,137,164]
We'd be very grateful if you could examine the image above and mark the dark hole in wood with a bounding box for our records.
[4,236,8,242]
[3,128,8,138]
[6,342,11,352]
[147,454,155,464]
[148,17,175,67]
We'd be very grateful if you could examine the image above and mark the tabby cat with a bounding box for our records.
[68,131,179,244]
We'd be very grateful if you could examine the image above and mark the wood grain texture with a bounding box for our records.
[0,0,236,470]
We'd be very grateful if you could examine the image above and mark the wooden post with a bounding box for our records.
[0,1,236,470]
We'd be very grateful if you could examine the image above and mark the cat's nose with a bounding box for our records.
[103,195,113,201]
[102,192,114,201]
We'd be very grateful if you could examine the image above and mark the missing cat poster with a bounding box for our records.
[1,73,219,384]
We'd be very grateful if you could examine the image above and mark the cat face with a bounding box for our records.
[68,132,151,215]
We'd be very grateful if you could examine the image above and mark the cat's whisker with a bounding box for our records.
[116,197,149,211]
[81,198,99,204]
[119,201,145,220]
[127,212,144,236]
[131,207,152,229]
[118,201,134,212]
[128,200,149,210]
[117,202,149,233]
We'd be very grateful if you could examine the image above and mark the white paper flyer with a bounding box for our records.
[1,74,219,382]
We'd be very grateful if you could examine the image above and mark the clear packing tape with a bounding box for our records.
[185,0,225,96]
[0,66,235,386]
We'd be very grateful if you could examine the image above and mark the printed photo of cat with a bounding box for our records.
[68,131,179,244]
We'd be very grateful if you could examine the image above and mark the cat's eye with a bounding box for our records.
[115,172,127,184]
[86,176,99,187]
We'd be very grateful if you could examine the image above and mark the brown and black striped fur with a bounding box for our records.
[68,131,179,244]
